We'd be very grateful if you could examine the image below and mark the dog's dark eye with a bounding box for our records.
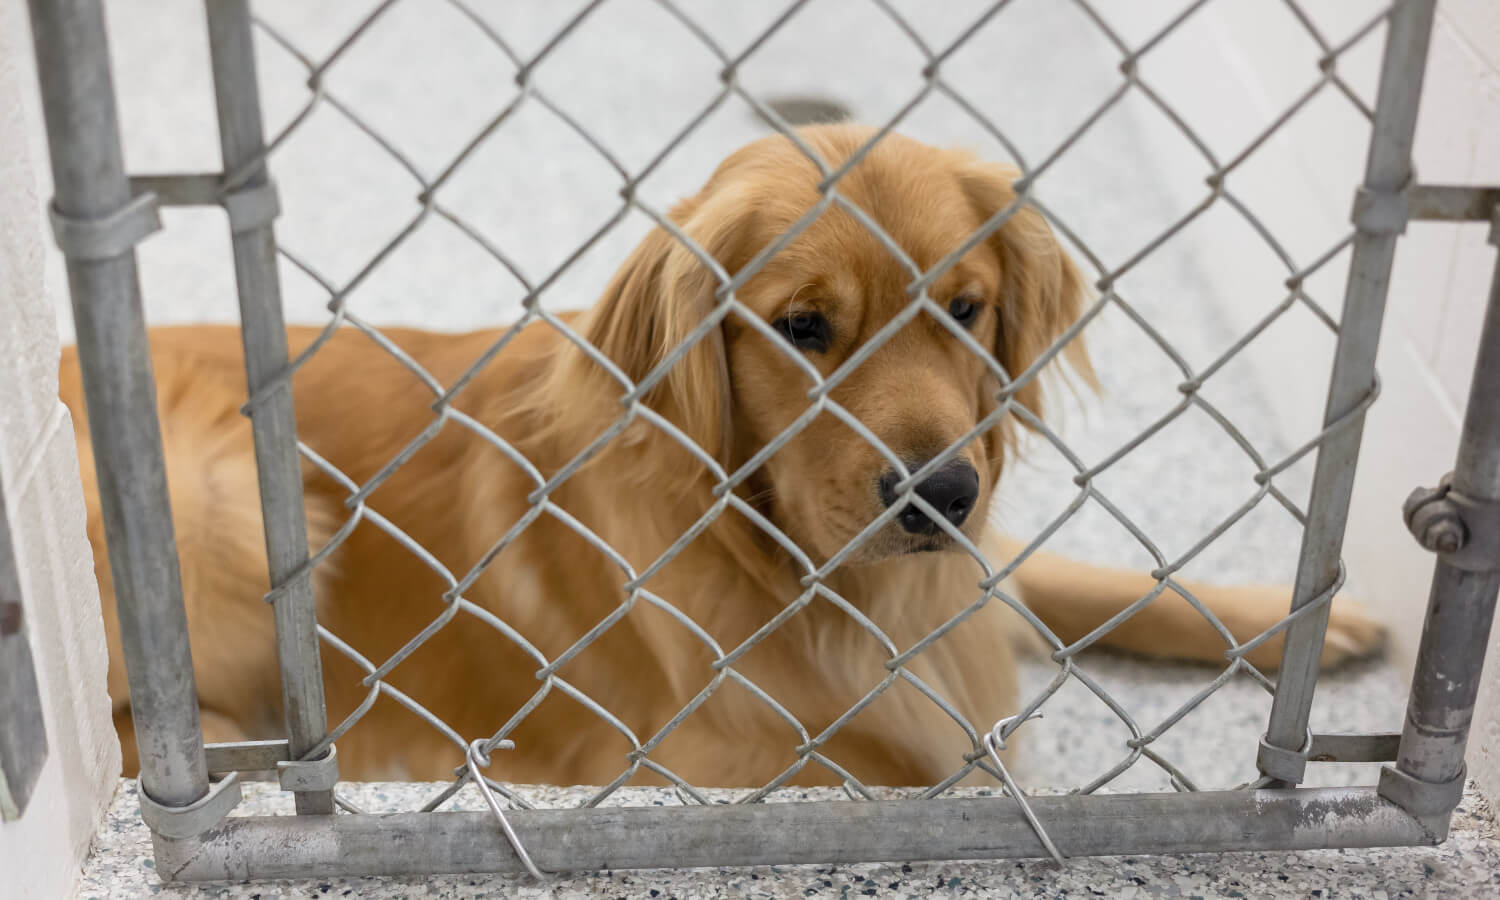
[777,310,831,352]
[948,296,981,328]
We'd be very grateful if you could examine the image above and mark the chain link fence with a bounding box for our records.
[239,0,1385,803]
[30,0,1500,882]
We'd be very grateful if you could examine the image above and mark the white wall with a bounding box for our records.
[1159,0,1500,802]
[0,0,122,894]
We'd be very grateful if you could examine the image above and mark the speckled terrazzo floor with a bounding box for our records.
[77,779,1500,898]
[35,0,1499,895]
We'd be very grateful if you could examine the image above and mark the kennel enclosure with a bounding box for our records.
[26,0,1500,880]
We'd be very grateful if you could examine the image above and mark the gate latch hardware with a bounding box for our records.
[203,739,339,792]
[138,772,242,840]
[1379,762,1467,819]
[1403,473,1500,573]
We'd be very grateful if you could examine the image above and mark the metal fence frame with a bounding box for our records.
[27,0,1500,881]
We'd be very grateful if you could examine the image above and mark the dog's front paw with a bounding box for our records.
[1232,587,1387,671]
[1317,595,1387,667]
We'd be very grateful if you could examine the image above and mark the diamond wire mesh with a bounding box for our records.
[229,0,1394,827]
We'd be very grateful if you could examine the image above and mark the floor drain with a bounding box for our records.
[762,94,854,126]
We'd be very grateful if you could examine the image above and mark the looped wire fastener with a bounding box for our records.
[1350,169,1415,235]
[137,772,242,840]
[984,713,1066,866]
[1257,728,1315,784]
[466,739,546,879]
[48,191,162,261]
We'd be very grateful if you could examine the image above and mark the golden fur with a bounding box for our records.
[61,125,1384,787]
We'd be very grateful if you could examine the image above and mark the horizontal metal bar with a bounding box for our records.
[128,173,281,234]
[1308,732,1401,763]
[1408,185,1500,222]
[153,787,1442,882]
[128,173,224,206]
[204,740,290,774]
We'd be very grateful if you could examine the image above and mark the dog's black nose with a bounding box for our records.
[879,460,980,535]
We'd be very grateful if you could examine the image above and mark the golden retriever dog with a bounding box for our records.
[61,124,1384,789]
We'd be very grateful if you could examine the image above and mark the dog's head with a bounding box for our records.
[581,124,1091,564]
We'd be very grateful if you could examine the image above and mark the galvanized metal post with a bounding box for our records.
[26,0,210,808]
[1259,0,1438,786]
[203,0,335,815]
[1379,212,1500,820]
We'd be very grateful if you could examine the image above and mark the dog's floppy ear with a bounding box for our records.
[580,185,757,464]
[957,159,1095,426]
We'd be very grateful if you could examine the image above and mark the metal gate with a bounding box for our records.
[27,0,1500,881]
